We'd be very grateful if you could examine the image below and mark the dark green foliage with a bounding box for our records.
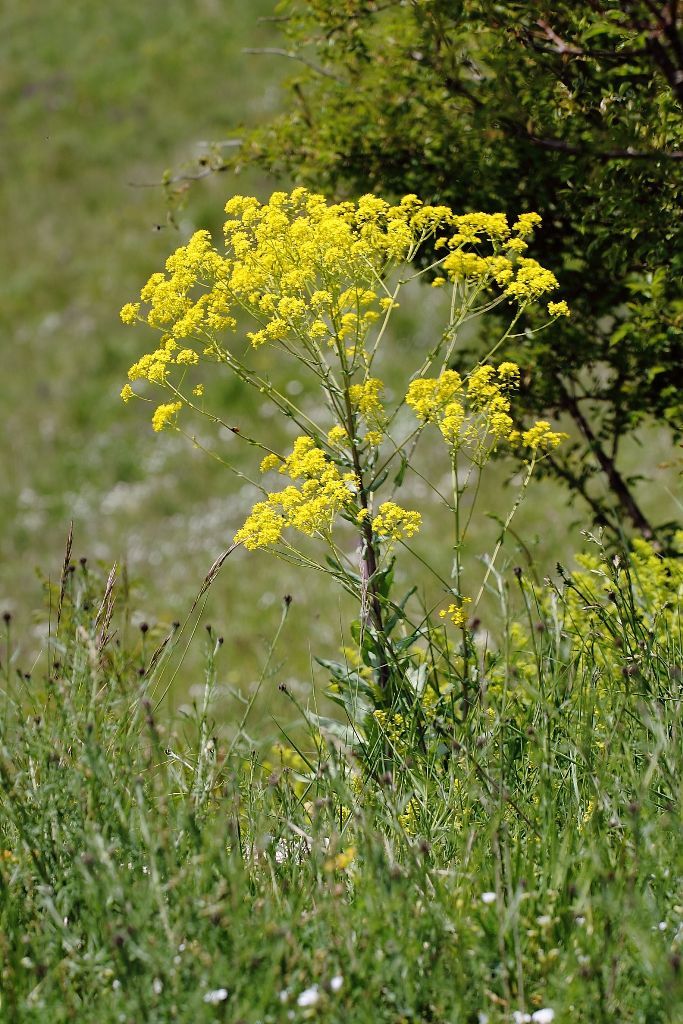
[237,0,683,541]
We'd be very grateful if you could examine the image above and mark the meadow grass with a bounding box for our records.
[0,545,680,1023]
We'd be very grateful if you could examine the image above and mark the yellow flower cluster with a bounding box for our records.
[439,597,471,628]
[372,709,408,756]
[151,401,182,433]
[120,302,140,325]
[349,377,386,445]
[548,300,571,317]
[432,210,559,306]
[511,420,567,451]
[504,258,559,303]
[349,377,384,418]
[442,251,559,303]
[405,370,463,422]
[406,363,565,457]
[371,501,422,542]
[324,846,357,872]
[234,436,356,550]
[120,190,468,426]
[121,190,565,437]
[512,212,543,238]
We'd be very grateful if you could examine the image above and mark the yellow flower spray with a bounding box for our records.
[121,189,566,710]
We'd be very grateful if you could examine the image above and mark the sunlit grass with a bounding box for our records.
[0,549,680,1021]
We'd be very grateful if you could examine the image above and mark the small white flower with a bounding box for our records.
[203,988,229,1005]
[531,1010,555,1024]
[478,1013,490,1024]
[152,977,163,995]
[329,974,343,992]
[481,891,497,905]
[112,979,121,992]
[658,921,667,931]
[536,915,552,927]
[279,989,290,1003]
[512,1012,531,1023]
[275,839,289,864]
[297,985,320,1008]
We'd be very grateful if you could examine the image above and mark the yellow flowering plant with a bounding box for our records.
[121,189,567,760]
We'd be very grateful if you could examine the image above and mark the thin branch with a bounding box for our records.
[545,452,616,532]
[128,163,233,189]
[621,0,683,103]
[557,379,657,541]
[242,47,346,83]
[525,132,683,159]
[533,17,647,60]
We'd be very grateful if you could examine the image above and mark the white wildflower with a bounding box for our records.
[481,891,497,904]
[203,988,229,1004]
[531,1011,555,1024]
[330,974,343,992]
[297,985,320,1008]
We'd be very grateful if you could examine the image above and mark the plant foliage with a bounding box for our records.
[233,0,683,542]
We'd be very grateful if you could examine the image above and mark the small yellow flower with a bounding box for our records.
[151,401,182,432]
[406,370,463,421]
[120,384,135,403]
[349,378,384,418]
[364,429,383,447]
[512,212,542,238]
[176,348,199,365]
[439,598,471,628]
[522,420,568,451]
[506,237,528,254]
[497,362,520,385]
[547,300,570,318]
[505,259,559,303]
[372,501,421,541]
[324,846,357,872]
[327,424,348,448]
[260,453,281,473]
[234,501,285,549]
[120,302,140,325]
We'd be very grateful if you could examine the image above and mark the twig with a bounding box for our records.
[525,133,683,160]
[242,47,346,83]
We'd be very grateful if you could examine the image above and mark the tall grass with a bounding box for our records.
[0,545,680,1022]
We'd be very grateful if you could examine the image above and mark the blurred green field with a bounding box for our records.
[0,0,284,670]
[1,0,679,720]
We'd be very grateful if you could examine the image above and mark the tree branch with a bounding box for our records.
[242,47,346,83]
[525,132,683,159]
[532,18,647,60]
[557,380,657,542]
[544,452,617,533]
